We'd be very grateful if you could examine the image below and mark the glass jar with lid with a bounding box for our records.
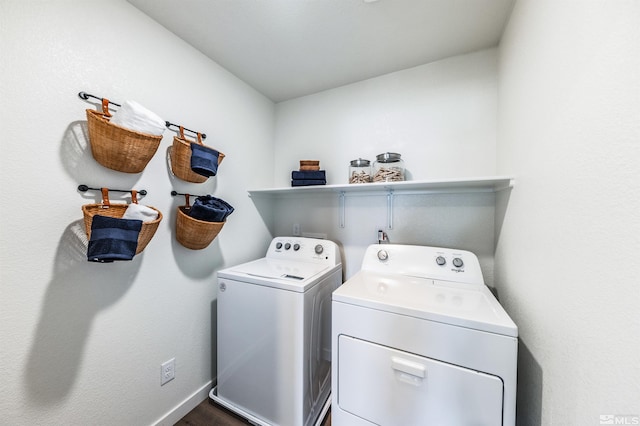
[349,158,372,184]
[373,152,405,182]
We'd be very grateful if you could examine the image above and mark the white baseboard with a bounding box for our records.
[152,380,213,426]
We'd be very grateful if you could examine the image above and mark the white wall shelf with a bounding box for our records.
[248,176,513,197]
[248,176,514,229]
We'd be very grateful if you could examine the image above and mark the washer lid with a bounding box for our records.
[218,258,337,292]
[333,271,517,337]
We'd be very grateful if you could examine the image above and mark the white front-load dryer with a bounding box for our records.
[210,237,342,426]
[332,244,518,426]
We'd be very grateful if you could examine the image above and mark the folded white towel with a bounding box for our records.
[122,203,159,222]
[110,100,166,136]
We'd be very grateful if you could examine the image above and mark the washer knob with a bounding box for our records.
[436,256,446,266]
[276,242,283,249]
[377,250,389,261]
[285,243,291,250]
[452,257,464,268]
[293,243,300,251]
[314,244,324,254]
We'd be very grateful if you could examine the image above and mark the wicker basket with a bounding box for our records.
[82,188,162,255]
[175,194,224,250]
[170,127,225,183]
[86,99,163,173]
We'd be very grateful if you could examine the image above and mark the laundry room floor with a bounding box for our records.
[174,398,332,426]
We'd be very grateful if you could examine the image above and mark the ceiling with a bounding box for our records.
[128,0,515,103]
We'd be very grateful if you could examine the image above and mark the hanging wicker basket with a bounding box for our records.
[86,99,163,173]
[82,188,162,254]
[169,126,225,183]
[175,194,224,250]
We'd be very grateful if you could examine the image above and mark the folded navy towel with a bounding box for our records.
[87,215,142,262]
[291,170,326,180]
[188,195,235,222]
[291,179,327,187]
[190,143,220,177]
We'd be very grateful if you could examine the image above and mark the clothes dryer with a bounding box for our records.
[210,237,342,426]
[332,244,517,426]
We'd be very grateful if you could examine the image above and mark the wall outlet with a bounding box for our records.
[293,223,301,236]
[161,358,175,386]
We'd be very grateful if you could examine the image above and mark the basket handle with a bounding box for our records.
[101,98,112,118]
[170,191,201,208]
[99,187,140,206]
[179,126,204,146]
[101,188,111,206]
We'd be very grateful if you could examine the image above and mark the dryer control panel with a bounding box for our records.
[363,244,484,286]
[267,237,341,267]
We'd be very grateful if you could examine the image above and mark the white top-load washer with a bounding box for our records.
[332,244,518,426]
[210,237,342,426]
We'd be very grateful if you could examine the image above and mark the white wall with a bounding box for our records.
[496,1,640,424]
[0,1,274,425]
[271,50,500,279]
[274,49,498,187]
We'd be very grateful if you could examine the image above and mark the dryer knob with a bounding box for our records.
[314,244,324,254]
[452,257,464,268]
[377,250,389,261]
[276,242,283,249]
[285,243,291,250]
[293,243,300,251]
[436,256,446,266]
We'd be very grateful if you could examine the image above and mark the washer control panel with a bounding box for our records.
[435,255,464,268]
[267,237,340,266]
[362,244,484,286]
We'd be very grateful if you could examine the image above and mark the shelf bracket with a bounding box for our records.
[387,189,394,229]
[339,191,346,228]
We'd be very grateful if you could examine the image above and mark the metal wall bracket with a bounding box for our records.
[339,191,346,228]
[387,189,394,229]
[337,189,395,229]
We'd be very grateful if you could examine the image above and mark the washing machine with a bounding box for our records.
[332,244,518,426]
[210,236,342,426]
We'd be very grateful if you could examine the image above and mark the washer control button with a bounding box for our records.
[452,257,464,268]
[276,242,283,249]
[315,244,324,254]
[293,243,300,251]
[285,243,291,250]
[377,250,389,261]
[436,256,446,266]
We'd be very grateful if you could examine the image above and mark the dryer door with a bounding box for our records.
[337,335,504,426]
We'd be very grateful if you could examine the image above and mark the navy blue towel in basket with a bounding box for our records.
[188,195,234,222]
[87,215,142,262]
[190,143,220,177]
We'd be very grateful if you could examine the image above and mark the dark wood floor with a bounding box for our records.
[175,397,331,426]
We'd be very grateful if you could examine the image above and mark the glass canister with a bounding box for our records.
[349,158,372,184]
[373,152,405,182]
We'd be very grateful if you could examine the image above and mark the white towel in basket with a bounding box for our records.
[110,100,165,136]
[122,203,158,222]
